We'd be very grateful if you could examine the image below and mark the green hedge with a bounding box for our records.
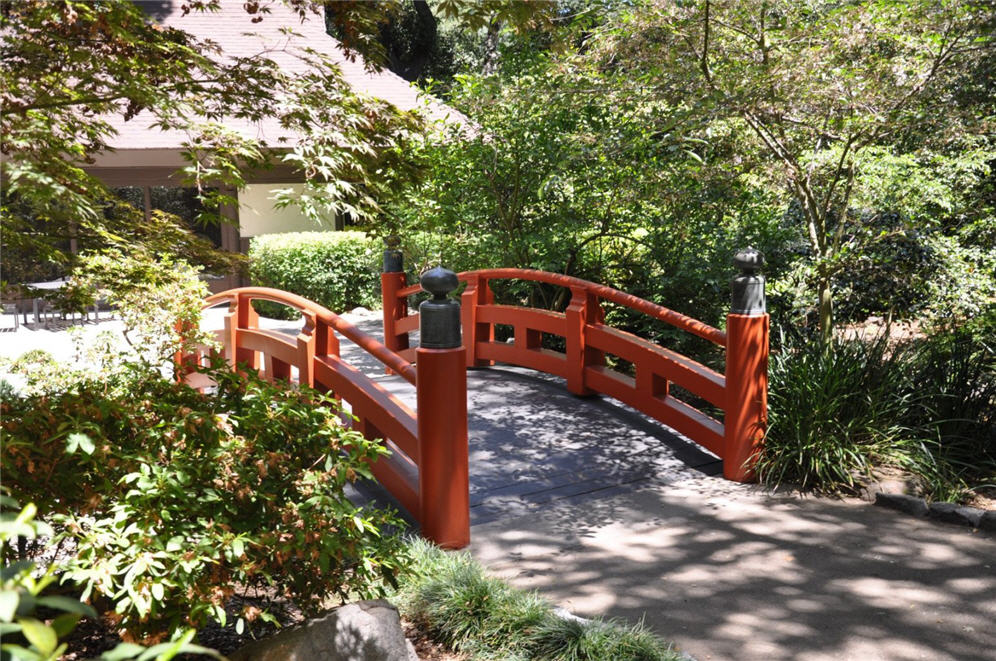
[248,231,380,317]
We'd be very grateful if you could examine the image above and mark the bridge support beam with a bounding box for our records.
[416,266,470,549]
[724,248,769,482]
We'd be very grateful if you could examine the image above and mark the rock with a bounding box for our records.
[231,600,418,661]
[979,510,996,533]
[874,492,928,517]
[928,502,984,528]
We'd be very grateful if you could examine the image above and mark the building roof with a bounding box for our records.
[101,0,459,153]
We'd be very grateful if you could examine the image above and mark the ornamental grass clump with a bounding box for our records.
[758,314,996,501]
[393,539,680,661]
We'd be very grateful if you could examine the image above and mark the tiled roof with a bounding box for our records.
[104,0,460,150]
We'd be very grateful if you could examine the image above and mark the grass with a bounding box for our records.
[391,539,682,661]
[757,316,996,501]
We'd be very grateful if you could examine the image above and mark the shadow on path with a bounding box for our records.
[263,313,996,661]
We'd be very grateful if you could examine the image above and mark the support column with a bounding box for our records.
[724,248,769,482]
[416,266,470,549]
[381,236,410,358]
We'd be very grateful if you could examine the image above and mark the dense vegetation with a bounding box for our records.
[1,0,994,656]
[376,0,995,499]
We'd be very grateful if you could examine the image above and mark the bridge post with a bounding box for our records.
[724,248,769,482]
[416,266,470,549]
[234,292,260,371]
[461,274,494,368]
[566,287,603,396]
[381,236,410,358]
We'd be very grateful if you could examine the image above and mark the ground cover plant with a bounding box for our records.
[393,539,680,661]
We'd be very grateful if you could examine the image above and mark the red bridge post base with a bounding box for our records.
[416,347,469,549]
[723,249,769,482]
[724,313,769,482]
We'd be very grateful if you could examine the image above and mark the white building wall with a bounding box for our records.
[238,184,334,237]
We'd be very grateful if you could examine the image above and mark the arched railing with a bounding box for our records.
[382,250,769,483]
[180,286,469,549]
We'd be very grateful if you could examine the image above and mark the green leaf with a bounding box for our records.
[99,642,147,660]
[0,643,44,661]
[0,622,22,636]
[18,618,57,656]
[1,562,35,583]
[231,538,245,558]
[150,583,164,602]
[0,590,20,622]
[67,431,96,456]
[50,613,81,639]
[35,596,98,620]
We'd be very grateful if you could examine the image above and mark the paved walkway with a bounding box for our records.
[3,312,994,661]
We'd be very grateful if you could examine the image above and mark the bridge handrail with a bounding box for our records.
[204,287,416,385]
[394,269,725,346]
[455,268,727,346]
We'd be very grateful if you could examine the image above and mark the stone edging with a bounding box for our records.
[874,492,996,532]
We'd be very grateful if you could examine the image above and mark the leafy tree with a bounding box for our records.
[393,56,790,337]
[589,0,995,340]
[1,0,425,272]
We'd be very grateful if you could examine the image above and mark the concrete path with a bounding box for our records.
[4,311,994,661]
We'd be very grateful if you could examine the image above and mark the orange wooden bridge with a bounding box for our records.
[189,247,768,550]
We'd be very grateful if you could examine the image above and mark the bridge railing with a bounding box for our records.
[382,245,768,482]
[181,286,469,549]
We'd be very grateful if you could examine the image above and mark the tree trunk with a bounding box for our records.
[817,268,833,345]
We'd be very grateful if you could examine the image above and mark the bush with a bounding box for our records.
[904,309,996,487]
[758,319,996,500]
[393,539,680,661]
[248,231,380,318]
[1,361,410,640]
[757,330,925,493]
[0,498,221,660]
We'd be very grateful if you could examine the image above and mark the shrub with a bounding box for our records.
[757,330,923,493]
[248,231,380,318]
[1,361,410,640]
[57,250,213,369]
[904,309,996,489]
[0,498,220,661]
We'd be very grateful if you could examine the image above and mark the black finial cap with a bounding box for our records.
[734,248,764,274]
[421,266,458,300]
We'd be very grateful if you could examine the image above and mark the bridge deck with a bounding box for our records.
[270,312,721,526]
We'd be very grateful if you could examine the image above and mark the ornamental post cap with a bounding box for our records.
[383,235,401,250]
[734,248,765,274]
[420,266,458,300]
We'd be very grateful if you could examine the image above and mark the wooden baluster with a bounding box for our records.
[381,237,409,361]
[565,287,602,396]
[235,292,259,372]
[296,311,317,388]
[461,275,493,368]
